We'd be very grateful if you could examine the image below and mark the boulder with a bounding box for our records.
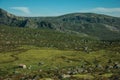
[18,64,27,69]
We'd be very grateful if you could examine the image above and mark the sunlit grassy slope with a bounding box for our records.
[0,25,120,79]
[0,46,120,77]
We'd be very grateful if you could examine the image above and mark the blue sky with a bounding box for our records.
[0,0,120,17]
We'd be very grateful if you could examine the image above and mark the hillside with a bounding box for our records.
[0,8,120,40]
[0,25,120,80]
[0,25,99,52]
[0,8,120,80]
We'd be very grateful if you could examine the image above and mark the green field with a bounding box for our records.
[0,26,120,80]
[0,45,120,80]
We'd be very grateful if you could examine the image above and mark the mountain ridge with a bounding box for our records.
[0,8,120,40]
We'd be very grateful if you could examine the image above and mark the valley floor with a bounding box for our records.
[0,45,120,80]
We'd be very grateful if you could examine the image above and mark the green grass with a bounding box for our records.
[39,78,53,80]
[0,23,120,79]
[101,73,113,77]
[0,45,120,77]
[72,74,94,79]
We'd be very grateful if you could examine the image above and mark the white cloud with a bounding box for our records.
[93,7,120,13]
[10,7,30,14]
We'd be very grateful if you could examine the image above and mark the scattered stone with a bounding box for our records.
[39,69,42,72]
[67,71,72,74]
[65,60,73,63]
[84,70,88,73]
[116,52,119,54]
[38,62,44,66]
[28,65,32,69]
[113,63,120,69]
[54,66,59,70]
[88,67,93,72]
[18,64,27,69]
[72,70,78,74]
[109,65,114,69]
[77,68,84,73]
[32,75,40,80]
[62,74,71,78]
[96,64,103,69]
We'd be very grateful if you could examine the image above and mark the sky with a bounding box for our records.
[0,0,120,17]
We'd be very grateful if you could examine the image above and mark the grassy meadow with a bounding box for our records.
[0,25,120,80]
[0,45,120,80]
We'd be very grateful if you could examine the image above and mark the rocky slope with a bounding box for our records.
[0,8,120,40]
